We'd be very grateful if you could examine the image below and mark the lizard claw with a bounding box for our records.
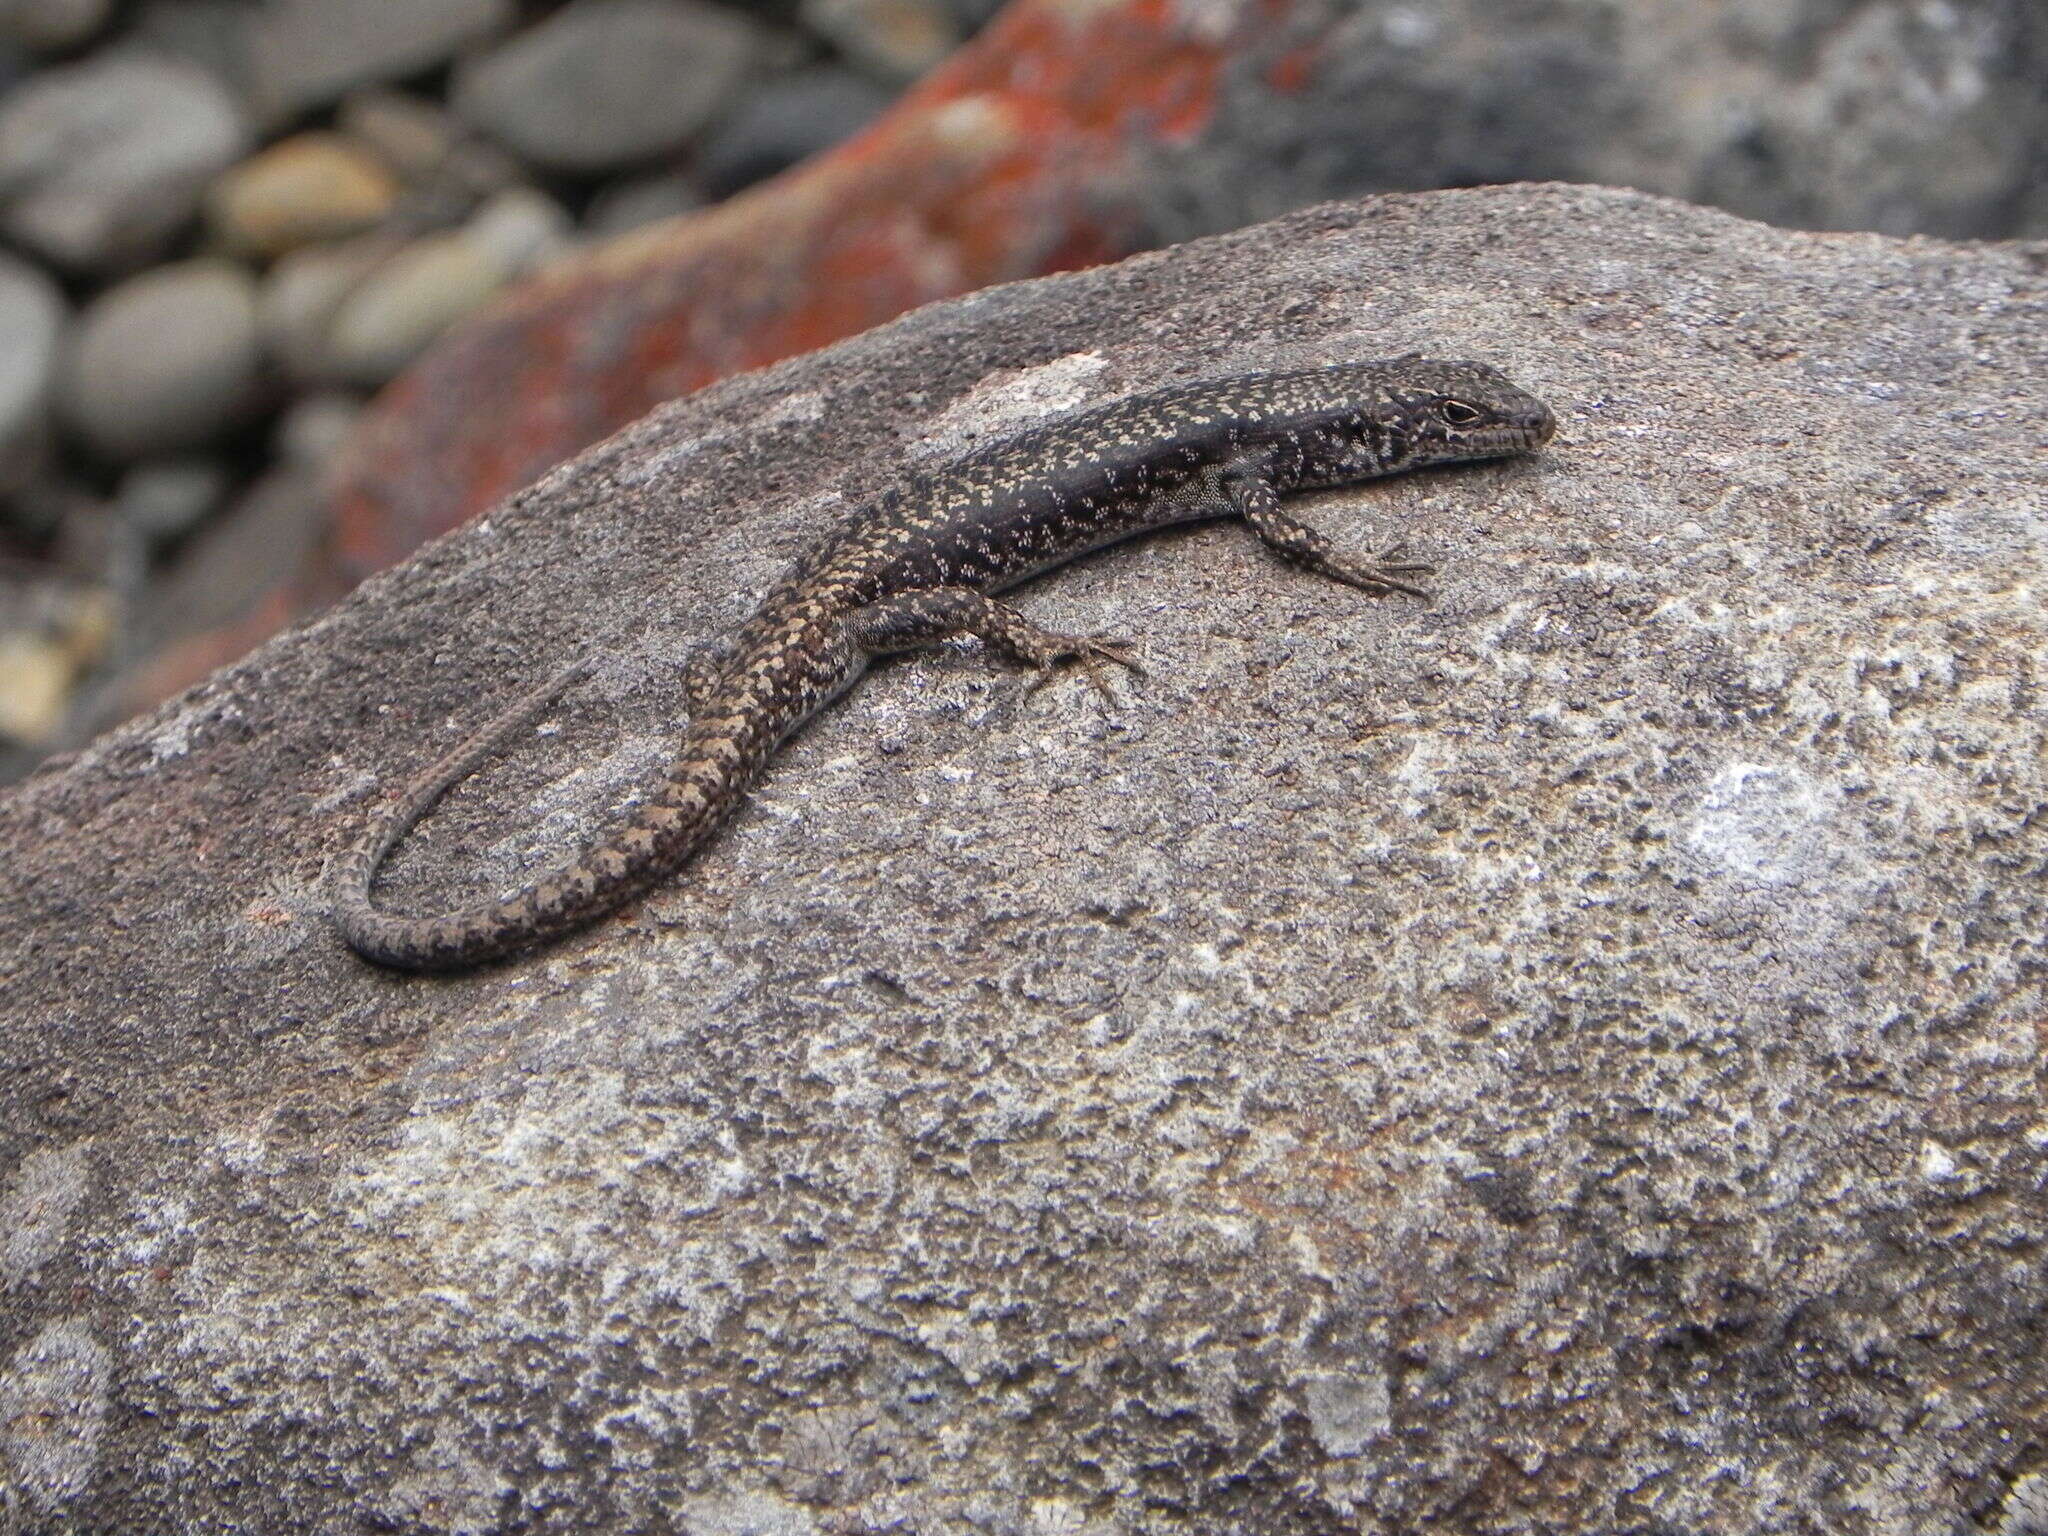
[1332,554,1433,599]
[1024,635,1145,702]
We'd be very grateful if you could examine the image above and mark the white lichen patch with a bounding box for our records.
[0,1318,109,1510]
[1997,1473,2048,1536]
[914,352,1111,460]
[377,1425,514,1536]
[1680,761,1854,886]
[144,691,245,766]
[613,389,827,489]
[674,1486,821,1536]
[1300,1366,1392,1457]
[333,1069,757,1348]
[0,1142,91,1291]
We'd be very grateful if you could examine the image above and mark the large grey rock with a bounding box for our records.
[246,0,514,120]
[0,251,64,503]
[58,258,262,463]
[452,0,760,173]
[0,51,249,273]
[1,186,2044,1534]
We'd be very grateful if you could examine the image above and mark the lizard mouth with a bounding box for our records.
[1463,419,1551,457]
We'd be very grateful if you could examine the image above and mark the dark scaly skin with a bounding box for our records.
[332,357,1556,970]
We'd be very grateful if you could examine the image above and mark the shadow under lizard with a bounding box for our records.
[331,356,1556,970]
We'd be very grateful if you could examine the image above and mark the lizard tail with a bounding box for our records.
[329,660,775,971]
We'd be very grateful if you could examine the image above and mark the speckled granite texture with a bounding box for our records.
[1,185,2044,1533]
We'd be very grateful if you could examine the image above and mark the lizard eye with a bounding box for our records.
[1440,399,1483,426]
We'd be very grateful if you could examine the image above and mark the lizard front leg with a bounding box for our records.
[1226,471,1433,598]
[848,587,1142,700]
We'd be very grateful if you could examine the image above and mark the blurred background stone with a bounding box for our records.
[0,577,110,745]
[451,0,760,173]
[696,65,891,196]
[113,458,233,546]
[584,168,706,237]
[208,132,400,258]
[130,0,249,89]
[59,258,262,463]
[0,0,110,53]
[246,0,515,122]
[0,251,64,506]
[321,235,507,387]
[0,50,248,273]
[465,186,574,274]
[271,391,364,468]
[800,0,957,81]
[258,235,398,385]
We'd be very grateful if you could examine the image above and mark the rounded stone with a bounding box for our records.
[585,170,705,238]
[208,132,399,258]
[335,90,459,181]
[272,391,364,467]
[460,187,572,276]
[800,0,958,81]
[696,66,892,197]
[259,235,392,384]
[114,457,232,542]
[247,0,515,120]
[451,0,760,173]
[59,258,262,463]
[0,51,248,274]
[322,235,507,386]
[0,0,111,52]
[0,250,65,499]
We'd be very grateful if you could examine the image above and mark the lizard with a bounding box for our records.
[331,356,1556,971]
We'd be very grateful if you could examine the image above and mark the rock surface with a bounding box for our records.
[2,186,2045,1534]
[0,50,247,273]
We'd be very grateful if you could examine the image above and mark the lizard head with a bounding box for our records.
[1293,357,1555,485]
[1379,357,1556,468]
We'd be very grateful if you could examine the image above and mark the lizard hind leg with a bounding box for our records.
[849,586,1144,701]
